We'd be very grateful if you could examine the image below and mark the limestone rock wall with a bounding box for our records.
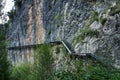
[7,0,120,68]
[7,0,45,64]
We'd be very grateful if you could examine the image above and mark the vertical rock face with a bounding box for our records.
[34,0,45,44]
[7,0,120,68]
[7,0,45,64]
[42,0,94,42]
[28,6,33,44]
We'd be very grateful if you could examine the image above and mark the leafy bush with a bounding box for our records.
[33,44,54,80]
[10,58,120,80]
[50,60,120,80]
[10,44,54,80]
[10,63,33,80]
[0,28,11,80]
[9,43,120,80]
[0,53,11,80]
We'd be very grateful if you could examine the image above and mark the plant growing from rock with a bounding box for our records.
[7,9,16,22]
[14,0,22,9]
[109,0,120,16]
[91,10,99,22]
[99,16,107,25]
[74,26,99,43]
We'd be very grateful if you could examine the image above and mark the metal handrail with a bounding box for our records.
[7,40,115,69]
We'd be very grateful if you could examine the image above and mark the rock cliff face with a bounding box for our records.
[7,0,120,68]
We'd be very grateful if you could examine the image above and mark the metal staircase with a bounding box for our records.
[61,40,89,58]
[7,40,115,69]
[61,40,76,55]
[60,40,115,69]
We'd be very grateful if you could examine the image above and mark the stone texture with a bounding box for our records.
[6,0,120,68]
[90,21,102,30]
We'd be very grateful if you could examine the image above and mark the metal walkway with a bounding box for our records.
[7,40,115,69]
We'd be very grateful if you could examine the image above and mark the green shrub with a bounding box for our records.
[50,60,120,80]
[73,10,102,43]
[10,63,33,80]
[75,26,99,43]
[9,43,120,80]
[0,53,11,80]
[10,59,120,80]
[10,44,54,80]
[33,44,54,80]
[109,1,120,16]
[0,28,11,80]
[91,11,99,22]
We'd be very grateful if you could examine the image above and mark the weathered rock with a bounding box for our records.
[6,0,120,68]
[90,21,102,30]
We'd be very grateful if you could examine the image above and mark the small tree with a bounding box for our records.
[34,44,54,80]
[0,27,10,80]
[14,0,22,9]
